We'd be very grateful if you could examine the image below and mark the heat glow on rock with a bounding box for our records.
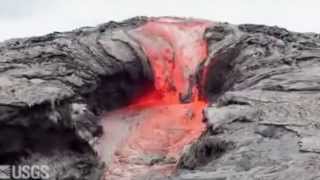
[97,18,213,179]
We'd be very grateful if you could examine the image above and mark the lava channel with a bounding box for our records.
[96,18,213,180]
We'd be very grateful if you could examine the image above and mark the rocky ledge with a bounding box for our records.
[1,17,320,180]
[178,23,320,180]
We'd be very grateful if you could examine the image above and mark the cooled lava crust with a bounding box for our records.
[1,16,320,180]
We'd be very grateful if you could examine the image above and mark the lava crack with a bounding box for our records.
[96,17,214,180]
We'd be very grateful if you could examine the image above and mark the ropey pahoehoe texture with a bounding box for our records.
[1,17,320,180]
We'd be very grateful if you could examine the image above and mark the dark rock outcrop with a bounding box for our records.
[0,17,153,179]
[177,23,320,180]
[1,17,320,180]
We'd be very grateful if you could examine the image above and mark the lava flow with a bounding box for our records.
[96,18,213,180]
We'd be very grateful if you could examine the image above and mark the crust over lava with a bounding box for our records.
[1,17,320,180]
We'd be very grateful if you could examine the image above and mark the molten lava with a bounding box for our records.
[96,18,213,180]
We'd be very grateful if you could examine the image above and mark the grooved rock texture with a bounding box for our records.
[1,17,320,180]
[177,23,320,180]
[0,17,152,179]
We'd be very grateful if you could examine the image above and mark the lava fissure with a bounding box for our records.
[96,18,214,180]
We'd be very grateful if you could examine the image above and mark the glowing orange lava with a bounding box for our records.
[97,18,214,180]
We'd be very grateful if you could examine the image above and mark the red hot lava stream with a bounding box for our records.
[96,18,213,180]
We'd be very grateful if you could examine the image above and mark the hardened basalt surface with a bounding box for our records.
[1,17,320,180]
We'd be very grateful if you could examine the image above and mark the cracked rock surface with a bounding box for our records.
[177,23,320,180]
[0,17,152,179]
[1,17,320,180]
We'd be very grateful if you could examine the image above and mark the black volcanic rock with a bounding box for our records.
[1,17,320,180]
[177,23,320,180]
[0,17,152,179]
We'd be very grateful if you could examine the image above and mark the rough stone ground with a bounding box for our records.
[176,23,320,180]
[0,17,151,179]
[1,17,320,180]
